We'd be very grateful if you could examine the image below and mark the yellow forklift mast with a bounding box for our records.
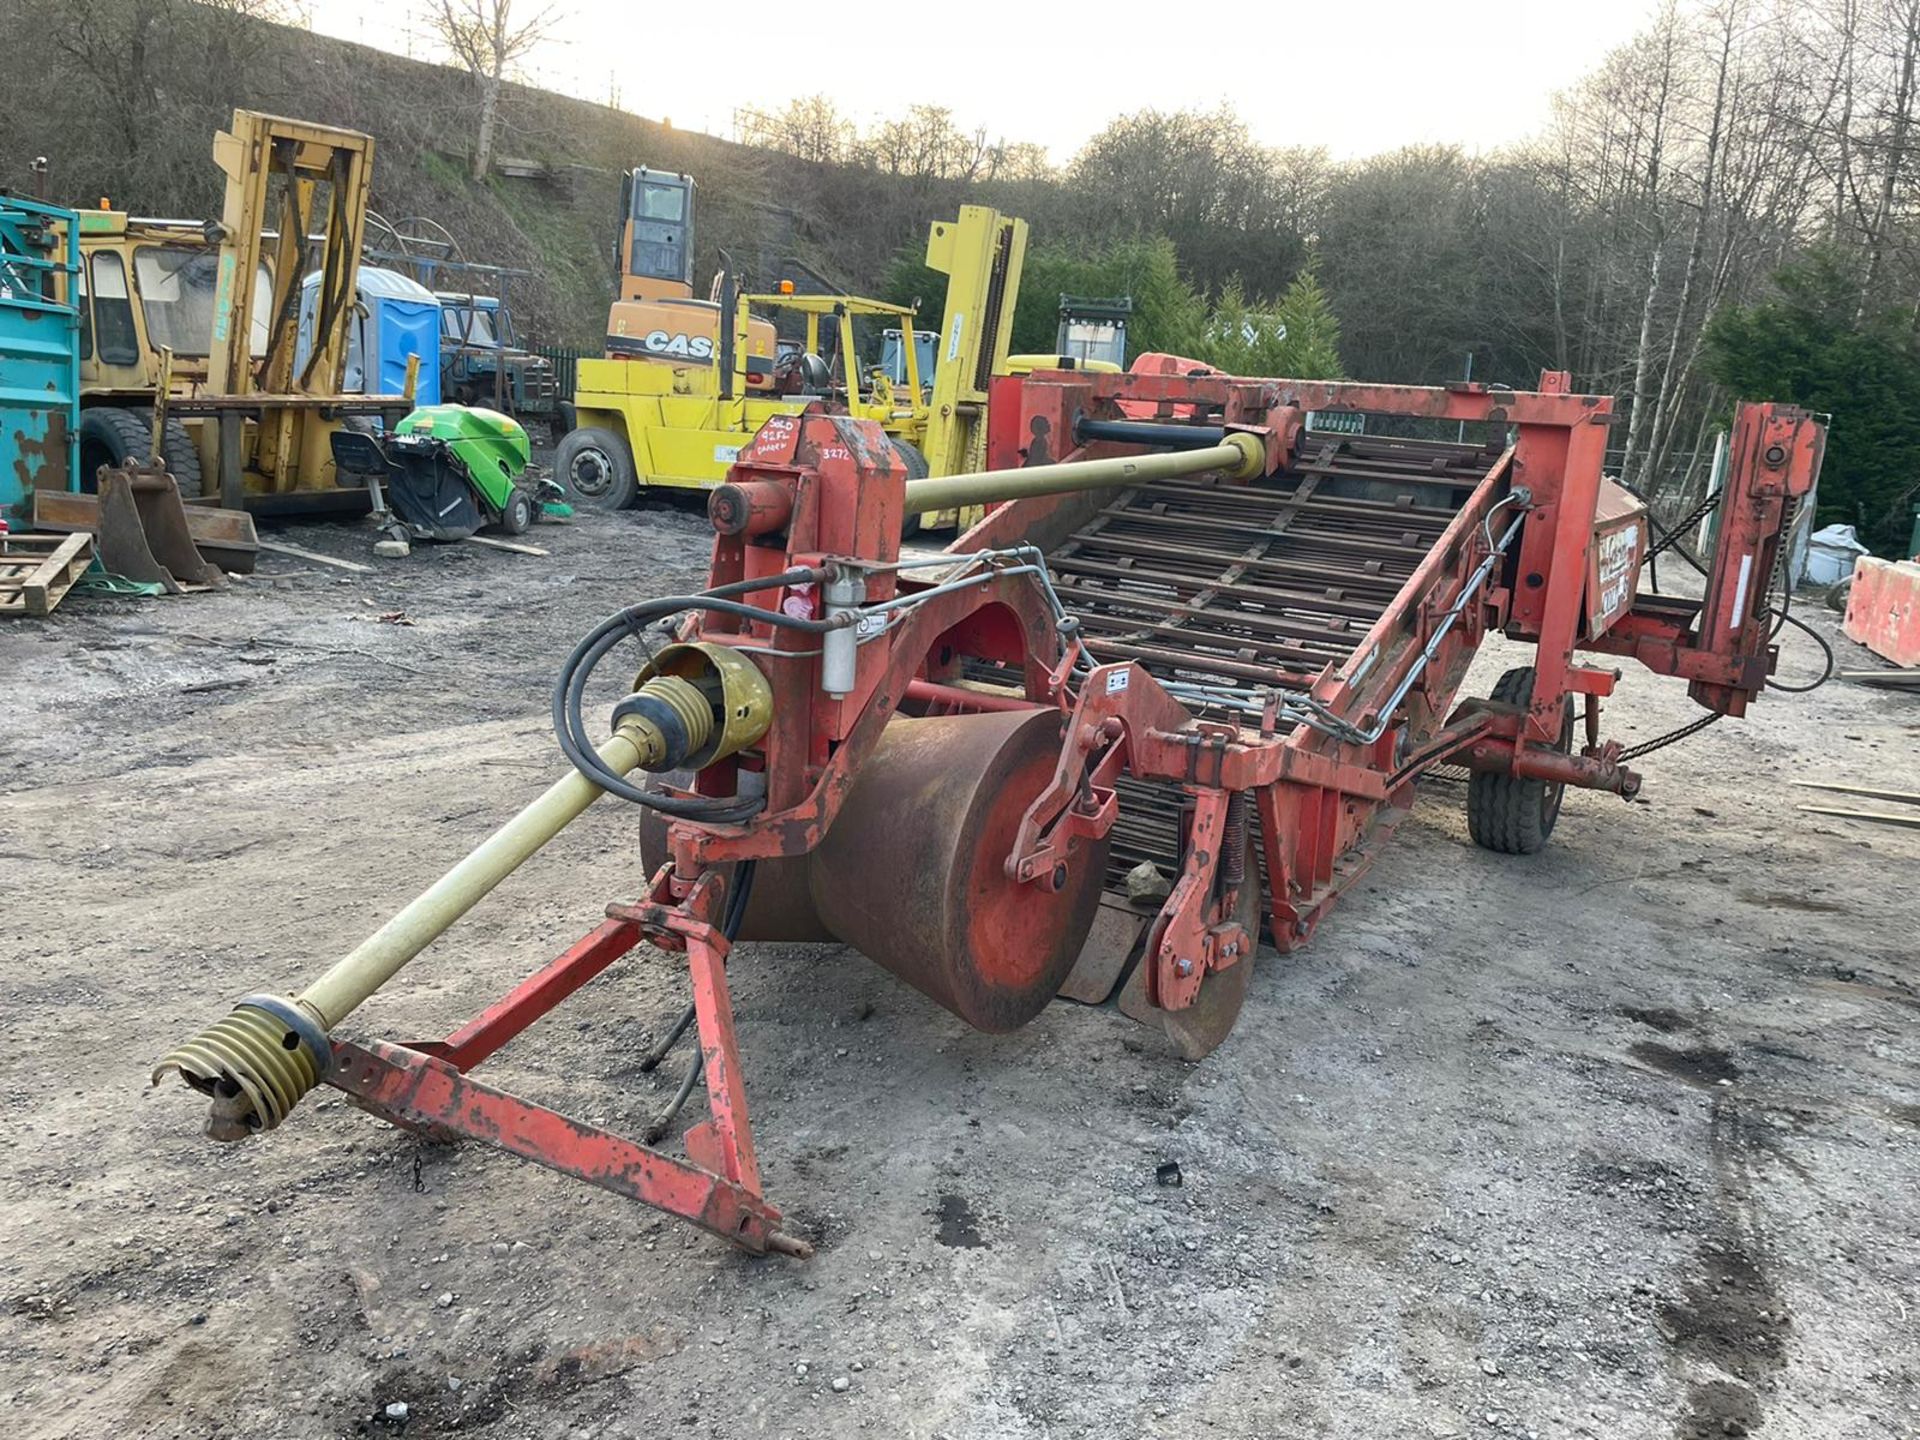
[920,207,1027,478]
[58,110,412,511]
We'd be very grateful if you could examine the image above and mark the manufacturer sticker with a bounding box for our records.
[640,330,714,359]
[713,444,741,464]
[1594,520,1642,622]
[1105,669,1130,694]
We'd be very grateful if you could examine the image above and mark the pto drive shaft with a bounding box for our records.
[900,431,1264,513]
[154,645,772,1141]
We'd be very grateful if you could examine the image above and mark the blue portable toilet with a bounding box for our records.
[296,266,441,407]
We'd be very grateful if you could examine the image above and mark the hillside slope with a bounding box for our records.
[0,0,1059,344]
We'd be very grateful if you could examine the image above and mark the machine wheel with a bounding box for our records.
[78,407,203,498]
[556,426,638,510]
[1159,867,1261,1061]
[890,438,929,538]
[557,400,578,436]
[497,488,535,535]
[1467,665,1572,855]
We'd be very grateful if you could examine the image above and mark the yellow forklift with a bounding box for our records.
[557,167,1026,520]
[51,110,411,512]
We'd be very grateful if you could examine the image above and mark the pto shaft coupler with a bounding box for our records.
[621,642,774,771]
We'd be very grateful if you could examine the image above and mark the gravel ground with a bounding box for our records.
[0,499,1914,1440]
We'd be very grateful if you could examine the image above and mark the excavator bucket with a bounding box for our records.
[32,458,254,591]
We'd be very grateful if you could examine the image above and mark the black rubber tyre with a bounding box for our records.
[1467,665,1573,855]
[557,400,578,436]
[555,425,639,510]
[78,406,203,498]
[497,488,535,535]
[891,437,930,538]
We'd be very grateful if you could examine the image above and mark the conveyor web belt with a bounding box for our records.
[1041,430,1500,895]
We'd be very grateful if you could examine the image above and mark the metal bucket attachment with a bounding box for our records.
[32,459,256,587]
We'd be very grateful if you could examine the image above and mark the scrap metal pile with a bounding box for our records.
[155,366,1824,1257]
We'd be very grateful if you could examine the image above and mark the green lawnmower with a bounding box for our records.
[331,405,572,544]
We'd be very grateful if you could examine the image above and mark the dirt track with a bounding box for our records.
[1,502,1916,1440]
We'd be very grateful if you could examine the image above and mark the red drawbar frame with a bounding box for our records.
[326,881,810,1258]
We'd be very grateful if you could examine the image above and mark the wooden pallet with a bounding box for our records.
[0,532,95,617]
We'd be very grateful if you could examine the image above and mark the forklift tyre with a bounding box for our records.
[78,406,204,499]
[890,438,929,538]
[498,488,535,535]
[556,426,639,510]
[1466,665,1573,856]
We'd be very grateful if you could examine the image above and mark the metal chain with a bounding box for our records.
[1434,488,1793,774]
[1648,488,1722,559]
[1621,487,1811,759]
[1619,709,1722,762]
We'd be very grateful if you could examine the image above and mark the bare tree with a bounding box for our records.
[860,106,992,183]
[734,96,856,165]
[1857,0,1920,308]
[38,0,282,160]
[428,0,558,180]
[1617,2,1681,488]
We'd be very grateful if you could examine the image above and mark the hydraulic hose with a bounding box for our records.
[641,859,756,1145]
[551,568,831,817]
[1639,495,1833,697]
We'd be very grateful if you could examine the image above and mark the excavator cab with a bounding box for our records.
[616,168,694,296]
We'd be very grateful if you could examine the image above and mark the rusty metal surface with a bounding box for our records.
[145,369,1830,1268]
[1056,897,1150,1005]
[32,479,258,574]
[810,710,1111,1032]
[426,919,639,1071]
[32,460,229,592]
[1117,856,1261,1061]
[1,194,80,510]
[1003,432,1490,900]
[1013,433,1491,704]
[328,1037,795,1254]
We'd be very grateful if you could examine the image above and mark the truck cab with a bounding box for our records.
[437,291,556,417]
[603,168,778,386]
[881,328,938,393]
[1056,296,1131,369]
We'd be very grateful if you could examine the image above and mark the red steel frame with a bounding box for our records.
[316,372,1819,1256]
[324,872,809,1256]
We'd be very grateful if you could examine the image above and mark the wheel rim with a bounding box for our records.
[567,446,616,500]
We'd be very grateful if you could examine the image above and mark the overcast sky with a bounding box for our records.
[301,0,1659,160]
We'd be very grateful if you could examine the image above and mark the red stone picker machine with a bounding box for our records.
[154,368,1825,1257]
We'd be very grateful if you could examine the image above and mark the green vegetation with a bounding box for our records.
[1707,249,1920,552]
[885,236,1343,377]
